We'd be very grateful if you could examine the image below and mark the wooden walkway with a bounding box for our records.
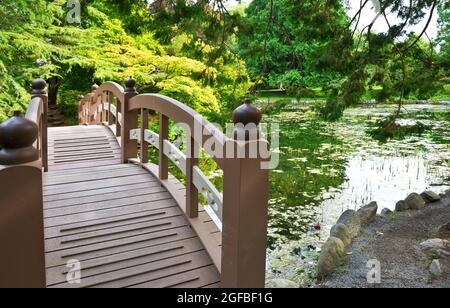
[43,126,220,288]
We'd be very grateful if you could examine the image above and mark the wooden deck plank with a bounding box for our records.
[45,207,183,238]
[45,216,189,252]
[131,265,220,288]
[46,226,197,268]
[49,145,120,153]
[49,154,121,164]
[73,251,213,288]
[44,168,149,186]
[43,174,154,195]
[47,159,121,171]
[44,198,179,227]
[43,182,155,202]
[43,125,221,288]
[44,163,139,177]
[46,238,206,286]
[44,192,172,218]
[44,185,165,209]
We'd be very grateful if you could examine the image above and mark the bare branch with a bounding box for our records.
[404,0,438,50]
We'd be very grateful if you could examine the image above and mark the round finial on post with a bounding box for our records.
[0,111,39,165]
[232,99,262,141]
[124,77,137,93]
[32,78,47,95]
[91,84,99,92]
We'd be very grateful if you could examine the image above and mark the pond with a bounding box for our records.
[265,104,450,247]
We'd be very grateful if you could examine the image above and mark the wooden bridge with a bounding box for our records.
[0,78,270,288]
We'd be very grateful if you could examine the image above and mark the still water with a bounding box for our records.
[266,105,450,244]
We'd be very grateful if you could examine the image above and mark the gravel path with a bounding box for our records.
[323,191,450,288]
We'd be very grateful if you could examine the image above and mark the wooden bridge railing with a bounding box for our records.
[0,79,48,287]
[79,78,271,288]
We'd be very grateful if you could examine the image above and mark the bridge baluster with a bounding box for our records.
[159,114,169,180]
[140,108,149,164]
[186,135,199,218]
[108,91,113,126]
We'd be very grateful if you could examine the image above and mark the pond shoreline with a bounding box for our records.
[266,189,450,288]
[264,104,449,287]
[321,190,450,288]
[265,104,449,247]
[255,100,450,106]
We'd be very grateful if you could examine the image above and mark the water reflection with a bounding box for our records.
[266,104,449,243]
[319,154,449,232]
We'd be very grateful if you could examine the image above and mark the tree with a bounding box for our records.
[437,2,450,79]
[0,0,250,122]
[318,0,445,121]
[238,0,350,94]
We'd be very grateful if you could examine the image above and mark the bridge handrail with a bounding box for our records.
[79,78,271,288]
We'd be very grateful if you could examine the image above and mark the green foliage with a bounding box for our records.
[158,76,220,114]
[0,0,250,122]
[261,99,290,115]
[237,0,448,125]
[238,0,349,90]
[58,89,84,125]
[368,117,429,142]
[438,2,450,56]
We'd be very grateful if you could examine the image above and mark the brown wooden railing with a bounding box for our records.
[0,79,48,287]
[80,78,271,288]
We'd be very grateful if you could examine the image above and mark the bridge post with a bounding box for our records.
[0,111,46,288]
[31,78,48,172]
[221,101,270,288]
[121,77,138,163]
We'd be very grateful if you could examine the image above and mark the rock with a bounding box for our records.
[395,200,409,212]
[420,191,441,203]
[404,193,426,210]
[429,260,442,277]
[438,220,450,238]
[316,237,346,279]
[336,210,361,238]
[420,239,450,258]
[330,223,352,247]
[357,201,378,224]
[265,278,298,288]
[381,208,393,217]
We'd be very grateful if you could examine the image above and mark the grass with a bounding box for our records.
[255,88,327,102]
[254,87,450,104]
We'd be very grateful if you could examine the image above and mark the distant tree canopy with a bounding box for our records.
[0,0,250,123]
[236,0,449,120]
[438,2,450,65]
[0,0,448,124]
[237,0,350,95]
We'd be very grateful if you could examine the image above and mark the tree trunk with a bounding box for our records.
[47,77,61,106]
